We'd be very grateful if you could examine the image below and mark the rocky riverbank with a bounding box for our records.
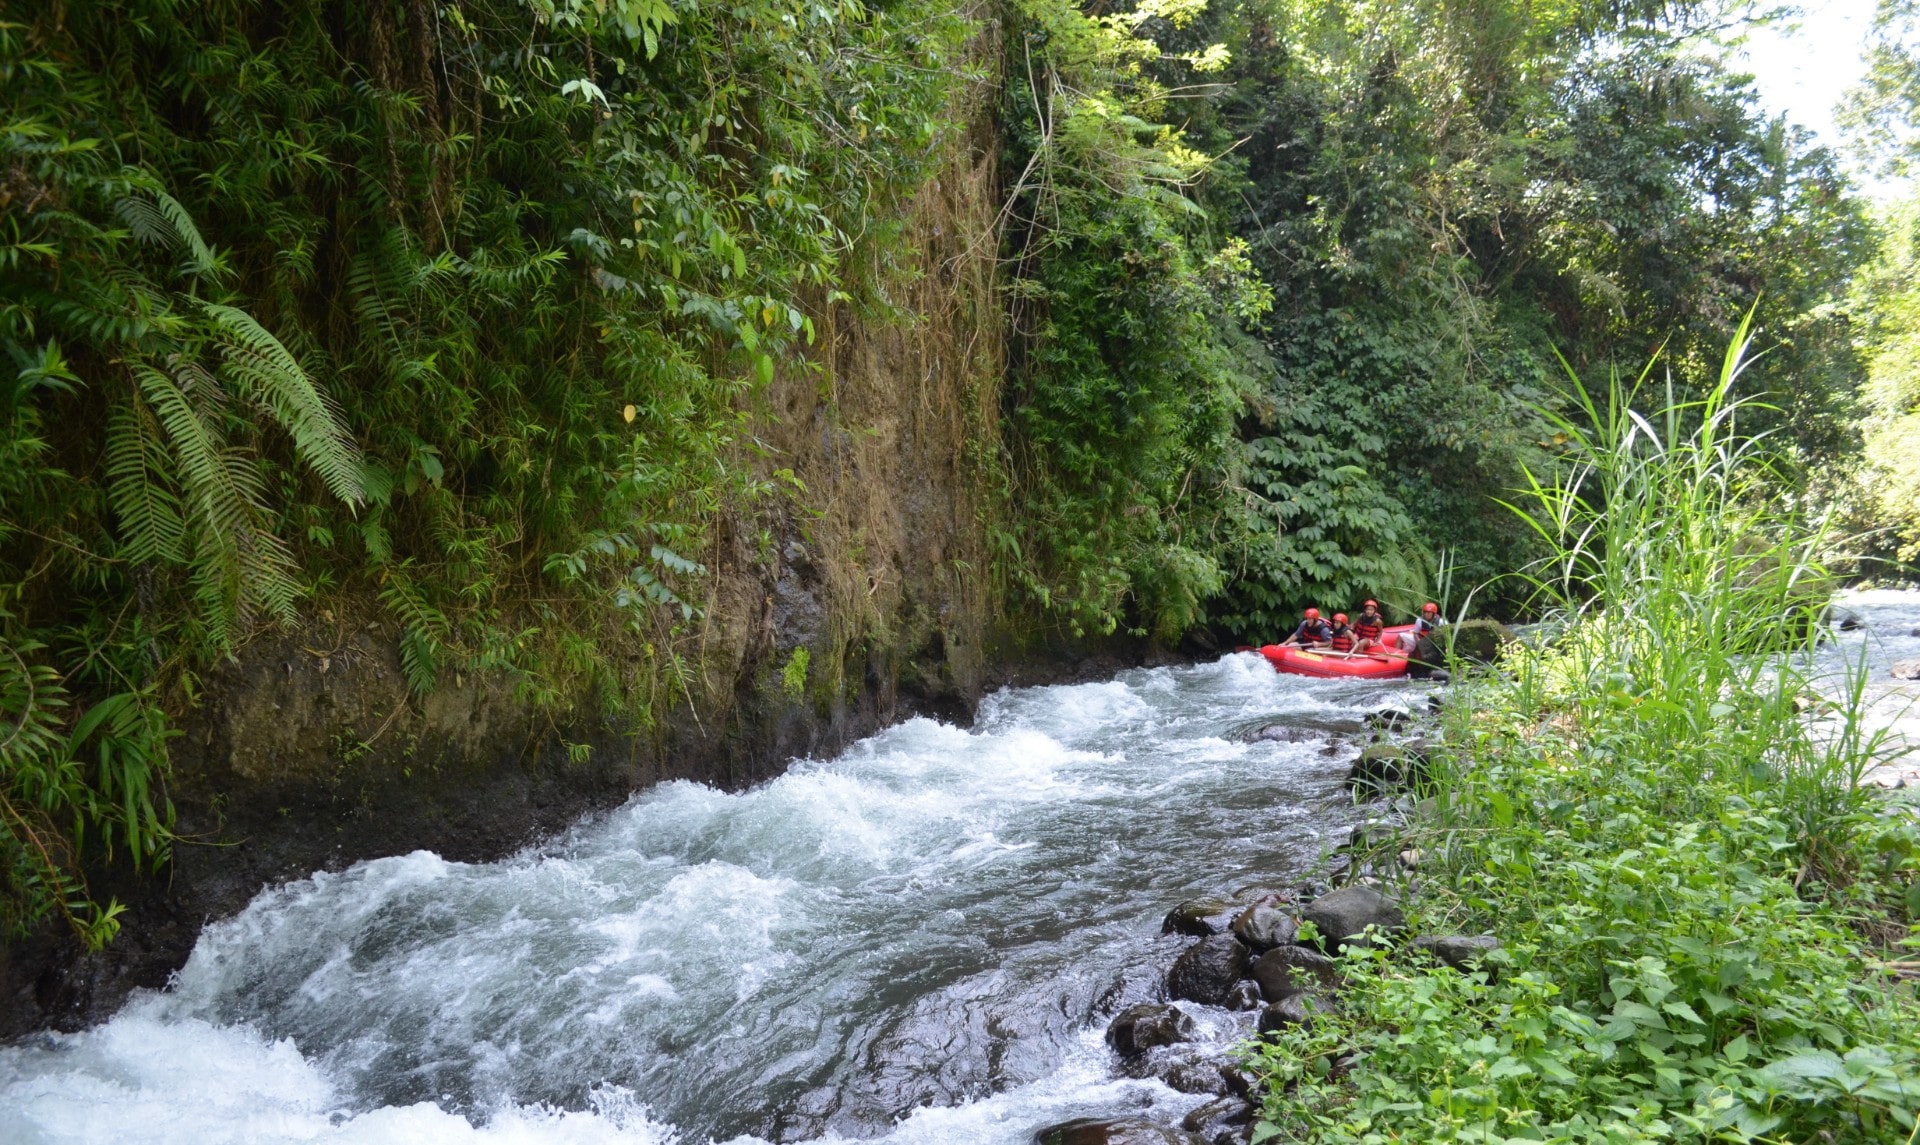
[1027,704,1465,1145]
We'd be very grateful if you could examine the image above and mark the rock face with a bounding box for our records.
[1251,945,1339,1000]
[1303,885,1406,951]
[1167,933,1253,1005]
[1106,1003,1195,1056]
[1163,899,1237,937]
[1414,935,1503,975]
[1230,904,1298,951]
[1892,659,1920,681]
[1034,1118,1201,1145]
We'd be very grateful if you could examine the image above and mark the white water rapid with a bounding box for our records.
[2,654,1420,1145]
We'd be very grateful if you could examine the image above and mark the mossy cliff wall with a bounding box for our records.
[0,83,1158,1037]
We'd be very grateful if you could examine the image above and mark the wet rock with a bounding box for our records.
[1364,707,1414,732]
[1168,934,1253,1005]
[1347,744,1424,795]
[1034,1118,1201,1145]
[1219,1062,1258,1099]
[1164,1060,1233,1096]
[1106,1003,1195,1056]
[1257,993,1320,1033]
[1909,624,1920,638]
[1834,609,1864,631]
[1246,723,1317,744]
[1427,693,1446,713]
[1414,935,1503,976]
[1436,619,1516,662]
[1223,979,1264,1011]
[1163,898,1237,937]
[1893,659,1920,681]
[1303,885,1406,951]
[1230,904,1298,952]
[1181,1097,1254,1140]
[1251,945,1339,1000]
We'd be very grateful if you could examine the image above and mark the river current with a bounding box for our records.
[1,653,1411,1144]
[6,592,1915,1145]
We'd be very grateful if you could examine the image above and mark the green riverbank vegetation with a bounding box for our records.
[1248,331,1920,1142]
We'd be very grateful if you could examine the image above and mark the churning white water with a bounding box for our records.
[2,654,1418,1145]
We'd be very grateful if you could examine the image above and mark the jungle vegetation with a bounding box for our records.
[0,0,1911,943]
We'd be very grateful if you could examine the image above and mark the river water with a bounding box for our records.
[1,654,1420,1145]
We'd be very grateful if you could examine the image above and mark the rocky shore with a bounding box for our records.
[1030,701,1489,1145]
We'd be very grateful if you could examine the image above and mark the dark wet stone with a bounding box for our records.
[1180,1096,1254,1137]
[1162,898,1237,937]
[1164,1060,1232,1095]
[1106,1003,1195,1056]
[1257,993,1320,1033]
[1251,945,1339,1001]
[1219,1063,1258,1099]
[1230,904,1298,952]
[1223,979,1263,1010]
[1364,707,1414,731]
[1415,935,1503,976]
[1034,1117,1202,1145]
[1167,934,1252,1006]
[1303,885,1406,951]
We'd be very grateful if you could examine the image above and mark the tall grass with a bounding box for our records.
[1249,325,1920,1144]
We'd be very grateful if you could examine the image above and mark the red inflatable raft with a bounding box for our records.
[1257,625,1416,679]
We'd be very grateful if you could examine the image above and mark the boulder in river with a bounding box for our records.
[1303,885,1406,951]
[1163,1060,1232,1096]
[1162,898,1237,937]
[1414,935,1503,976]
[1251,945,1339,1001]
[1223,979,1263,1010]
[1229,904,1298,951]
[1364,707,1414,732]
[1034,1118,1201,1145]
[1347,744,1430,796]
[1257,993,1321,1033]
[1181,1096,1254,1139]
[1105,1003,1195,1056]
[1892,659,1920,681]
[1167,933,1252,1005]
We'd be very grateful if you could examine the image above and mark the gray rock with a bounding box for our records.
[1223,979,1263,1011]
[1163,1061,1232,1096]
[1909,625,1920,638]
[1106,1003,1195,1056]
[1162,899,1237,937]
[1180,1096,1254,1137]
[1230,904,1298,951]
[1034,1118,1201,1145]
[1893,659,1920,681]
[1365,707,1414,731]
[1303,885,1406,951]
[1251,945,1339,1001]
[1218,1062,1258,1099]
[1347,744,1409,795]
[1414,935,1503,976]
[1257,993,1320,1033]
[1167,933,1253,1005]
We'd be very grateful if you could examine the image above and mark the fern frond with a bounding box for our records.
[379,569,451,695]
[202,303,365,505]
[104,402,186,565]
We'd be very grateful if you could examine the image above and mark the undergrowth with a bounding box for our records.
[1249,325,1920,1143]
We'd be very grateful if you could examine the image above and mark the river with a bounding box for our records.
[1,653,1418,1144]
[8,591,1916,1145]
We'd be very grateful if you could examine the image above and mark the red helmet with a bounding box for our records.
[1363,599,1379,609]
[1304,607,1321,620]
[1333,613,1349,624]
[1422,602,1440,614]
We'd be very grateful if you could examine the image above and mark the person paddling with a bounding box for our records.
[1351,599,1386,653]
[1280,607,1332,648]
[1327,613,1356,653]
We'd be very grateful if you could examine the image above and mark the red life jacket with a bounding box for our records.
[1329,625,1354,652]
[1353,614,1384,641]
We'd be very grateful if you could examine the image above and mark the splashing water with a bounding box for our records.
[2,655,1426,1145]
